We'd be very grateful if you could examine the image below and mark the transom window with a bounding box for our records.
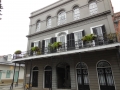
[58,11,66,25]
[89,2,98,15]
[47,16,52,28]
[73,6,80,20]
[36,20,40,31]
[97,61,115,90]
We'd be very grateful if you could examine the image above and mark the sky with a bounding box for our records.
[0,0,119,55]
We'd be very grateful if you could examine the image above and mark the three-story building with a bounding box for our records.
[13,0,120,90]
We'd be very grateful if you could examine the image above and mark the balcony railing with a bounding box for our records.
[13,33,118,60]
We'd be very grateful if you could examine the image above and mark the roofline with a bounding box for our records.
[30,0,73,18]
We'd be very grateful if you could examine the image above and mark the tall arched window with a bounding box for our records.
[32,66,39,87]
[58,10,66,25]
[76,62,90,90]
[36,20,40,31]
[97,61,115,90]
[47,16,52,28]
[89,2,98,15]
[44,66,52,88]
[73,6,80,20]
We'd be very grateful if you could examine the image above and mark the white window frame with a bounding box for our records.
[58,11,67,25]
[47,17,52,28]
[73,7,80,20]
[33,40,40,47]
[44,38,51,54]
[89,2,98,15]
[73,29,84,48]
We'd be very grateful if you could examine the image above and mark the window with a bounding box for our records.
[89,2,98,15]
[44,66,52,88]
[56,62,71,89]
[73,6,80,20]
[47,17,52,28]
[76,62,90,90]
[97,61,115,90]
[74,30,84,48]
[45,39,50,53]
[34,41,39,47]
[36,20,40,31]
[91,25,106,45]
[32,67,39,87]
[6,70,11,78]
[58,11,66,25]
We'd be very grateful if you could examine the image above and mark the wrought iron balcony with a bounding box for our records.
[13,33,118,60]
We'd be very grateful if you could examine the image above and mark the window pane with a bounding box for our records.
[6,70,11,78]
[74,8,80,20]
[89,2,98,15]
[58,11,66,25]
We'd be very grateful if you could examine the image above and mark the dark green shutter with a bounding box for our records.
[102,25,107,41]
[38,41,41,51]
[50,37,56,53]
[30,42,34,56]
[42,40,45,54]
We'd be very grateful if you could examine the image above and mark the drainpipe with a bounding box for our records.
[10,62,16,90]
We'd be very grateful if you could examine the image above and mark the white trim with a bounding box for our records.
[73,29,84,33]
[55,30,68,37]
[90,24,104,34]
[44,37,51,40]
[12,43,120,62]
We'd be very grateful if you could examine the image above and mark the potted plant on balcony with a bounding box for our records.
[14,50,21,54]
[82,34,97,47]
[51,42,62,51]
[14,50,22,59]
[31,46,40,55]
[107,33,116,44]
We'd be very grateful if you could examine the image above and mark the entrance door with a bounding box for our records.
[76,62,90,90]
[97,61,115,90]
[32,67,38,87]
[14,71,18,82]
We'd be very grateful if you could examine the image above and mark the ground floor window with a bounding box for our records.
[32,66,38,87]
[97,61,115,90]
[44,66,52,88]
[76,62,90,90]
[56,62,71,89]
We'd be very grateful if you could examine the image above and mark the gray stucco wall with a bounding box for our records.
[24,49,120,90]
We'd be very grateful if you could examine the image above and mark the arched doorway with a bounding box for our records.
[56,62,71,89]
[76,62,90,90]
[32,66,38,87]
[97,61,115,90]
[44,66,52,88]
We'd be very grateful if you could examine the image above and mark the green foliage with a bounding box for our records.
[82,34,97,41]
[49,42,62,49]
[31,46,39,52]
[14,50,21,54]
[107,33,116,40]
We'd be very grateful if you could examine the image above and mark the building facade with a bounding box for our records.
[13,0,120,90]
[0,55,24,84]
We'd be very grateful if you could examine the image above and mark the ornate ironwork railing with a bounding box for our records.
[13,33,118,60]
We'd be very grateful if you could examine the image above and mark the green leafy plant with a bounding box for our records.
[14,50,21,54]
[51,42,62,49]
[31,46,39,52]
[107,33,116,43]
[82,34,97,42]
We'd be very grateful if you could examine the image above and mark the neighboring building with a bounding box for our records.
[12,0,120,90]
[0,54,24,84]
[114,12,120,42]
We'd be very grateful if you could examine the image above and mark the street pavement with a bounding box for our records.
[0,83,24,90]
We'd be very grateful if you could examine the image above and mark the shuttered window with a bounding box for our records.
[58,11,66,25]
[47,17,52,28]
[6,70,11,78]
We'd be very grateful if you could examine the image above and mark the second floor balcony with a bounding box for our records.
[13,33,120,60]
